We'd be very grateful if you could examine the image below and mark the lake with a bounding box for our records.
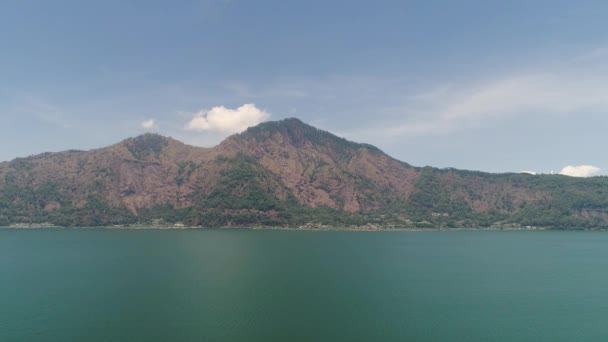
[1,229,607,341]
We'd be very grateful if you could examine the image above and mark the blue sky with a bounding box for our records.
[2,0,608,176]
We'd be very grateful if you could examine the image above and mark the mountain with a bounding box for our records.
[1,118,608,229]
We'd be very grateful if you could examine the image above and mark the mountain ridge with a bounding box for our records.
[1,118,607,229]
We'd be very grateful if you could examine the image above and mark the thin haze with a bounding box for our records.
[1,0,607,176]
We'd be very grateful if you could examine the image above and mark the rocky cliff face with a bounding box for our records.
[0,118,606,228]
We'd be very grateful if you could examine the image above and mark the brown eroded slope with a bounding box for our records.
[1,118,587,228]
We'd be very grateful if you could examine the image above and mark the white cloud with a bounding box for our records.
[141,119,157,130]
[185,103,270,133]
[384,55,608,137]
[559,165,601,177]
[520,170,537,175]
[441,73,608,119]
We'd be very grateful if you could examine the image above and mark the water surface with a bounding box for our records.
[1,229,607,341]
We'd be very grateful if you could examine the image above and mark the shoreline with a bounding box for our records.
[0,225,565,232]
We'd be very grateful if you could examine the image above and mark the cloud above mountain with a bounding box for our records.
[185,104,270,134]
[141,119,157,130]
[559,165,601,177]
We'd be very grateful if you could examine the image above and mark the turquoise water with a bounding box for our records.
[1,229,608,341]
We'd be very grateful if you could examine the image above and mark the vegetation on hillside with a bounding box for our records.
[2,119,608,229]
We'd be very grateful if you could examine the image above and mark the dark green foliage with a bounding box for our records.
[204,154,283,211]
[4,172,16,184]
[125,134,168,160]
[51,196,137,227]
[408,167,472,221]
[418,169,608,229]
[175,161,197,186]
[351,168,608,229]
[0,179,136,227]
[11,159,33,171]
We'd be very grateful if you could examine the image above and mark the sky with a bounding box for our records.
[1,0,608,176]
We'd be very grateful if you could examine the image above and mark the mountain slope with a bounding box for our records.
[219,118,420,212]
[1,118,607,229]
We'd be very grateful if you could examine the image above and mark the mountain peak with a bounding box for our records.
[234,118,381,152]
[119,133,185,161]
[241,117,310,136]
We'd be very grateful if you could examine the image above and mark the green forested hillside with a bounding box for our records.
[1,118,608,229]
